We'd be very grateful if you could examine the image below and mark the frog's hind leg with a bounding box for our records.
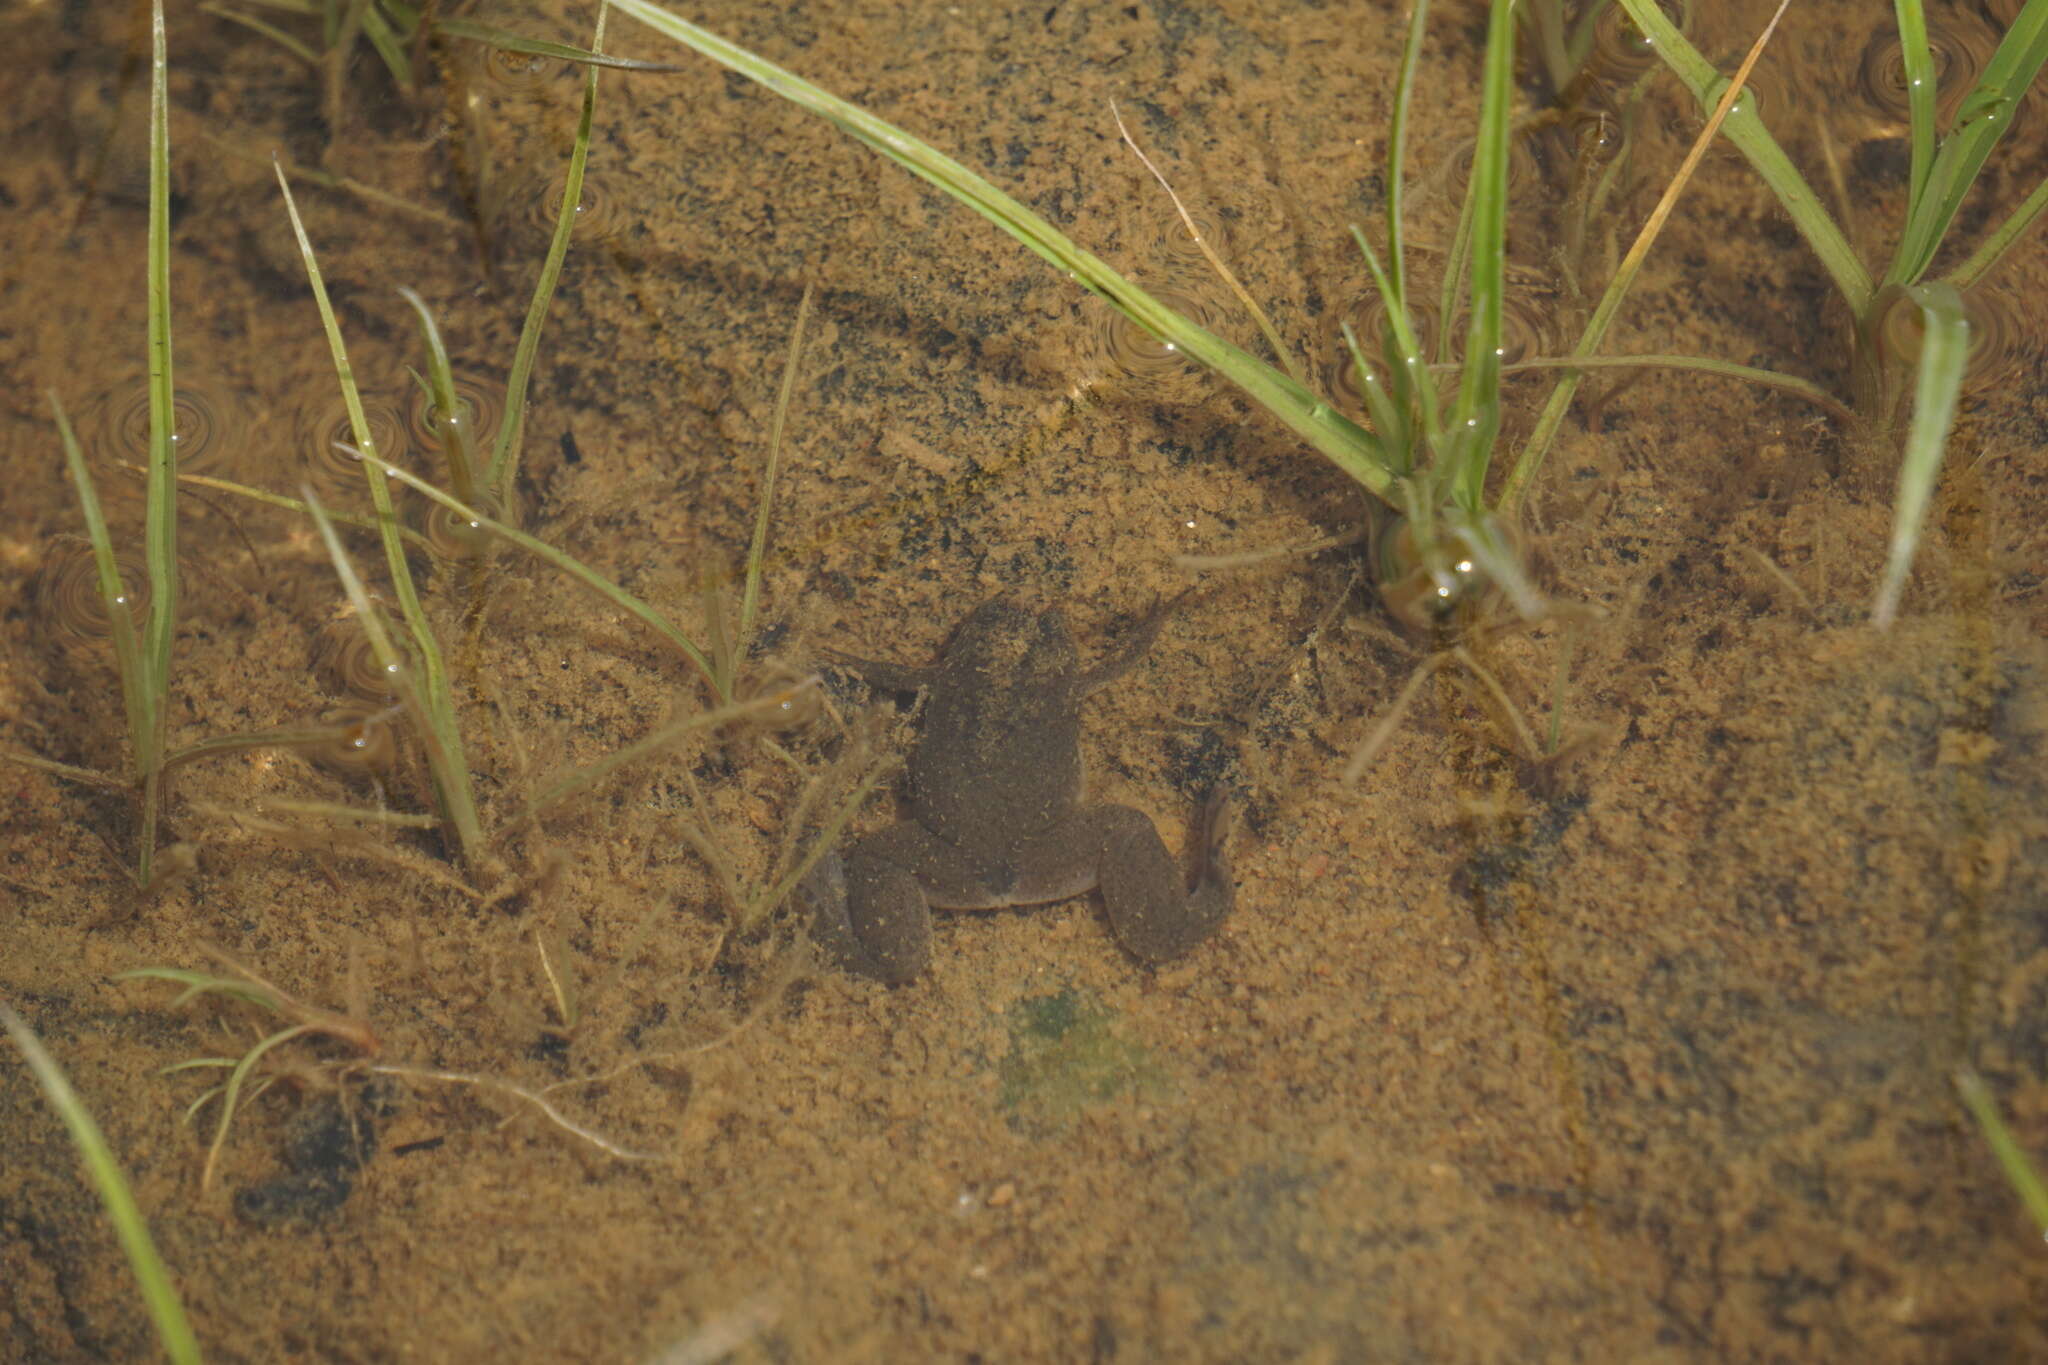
[806,823,968,984]
[1087,792,1234,963]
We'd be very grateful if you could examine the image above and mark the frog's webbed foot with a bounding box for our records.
[1089,790,1234,962]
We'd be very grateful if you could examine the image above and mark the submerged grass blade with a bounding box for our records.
[517,685,820,824]
[485,5,609,508]
[1500,352,1855,423]
[433,15,680,71]
[1439,0,1514,512]
[1894,0,1937,215]
[53,394,152,763]
[1887,4,2048,289]
[301,488,486,862]
[272,161,485,868]
[202,3,320,65]
[139,0,180,888]
[397,288,476,501]
[605,0,1394,500]
[734,283,813,688]
[1504,0,1791,512]
[1955,1069,2048,1239]
[200,1024,312,1192]
[342,447,719,690]
[1871,282,1968,627]
[1945,169,2048,291]
[2,1002,204,1365]
[1615,0,1871,315]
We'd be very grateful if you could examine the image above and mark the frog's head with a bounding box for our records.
[945,597,1077,683]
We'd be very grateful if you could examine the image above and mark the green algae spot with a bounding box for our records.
[996,988,1167,1134]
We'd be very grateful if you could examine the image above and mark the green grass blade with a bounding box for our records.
[201,1024,312,1192]
[1505,3,1791,512]
[742,759,893,933]
[272,161,484,868]
[1944,169,2048,290]
[200,4,320,65]
[52,393,152,764]
[605,0,1395,501]
[356,0,411,86]
[1893,0,1937,214]
[117,967,281,1012]
[1347,224,1436,466]
[1615,0,1871,316]
[735,283,813,686]
[2,1002,204,1365]
[1871,281,1968,627]
[301,488,487,863]
[1339,321,1409,469]
[1440,0,1515,513]
[167,471,438,551]
[1955,1069,2048,1239]
[1382,0,1430,314]
[140,0,179,888]
[518,685,818,822]
[342,447,718,688]
[0,748,129,789]
[484,6,609,509]
[1886,3,2048,289]
[396,289,476,501]
[162,723,377,774]
[432,16,681,71]
[1500,352,1855,423]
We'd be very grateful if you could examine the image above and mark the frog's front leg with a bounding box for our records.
[806,822,990,984]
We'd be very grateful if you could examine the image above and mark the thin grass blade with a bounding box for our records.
[1871,281,1968,626]
[357,0,412,86]
[604,0,1395,500]
[1944,168,2048,290]
[201,4,320,65]
[484,5,609,507]
[1615,0,1871,315]
[2,1002,204,1365]
[1348,225,1436,466]
[1894,0,1937,213]
[1439,0,1515,513]
[735,283,813,684]
[342,446,719,689]
[519,685,820,822]
[1338,321,1409,466]
[1505,1,1791,511]
[200,1024,313,1191]
[1886,4,2048,288]
[272,162,484,868]
[138,0,180,887]
[433,15,681,71]
[52,394,152,762]
[397,289,476,501]
[1955,1069,2048,1239]
[1383,0,1431,315]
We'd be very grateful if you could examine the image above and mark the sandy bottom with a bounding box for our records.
[2,0,2045,1360]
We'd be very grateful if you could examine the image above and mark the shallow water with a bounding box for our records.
[2,0,2045,1359]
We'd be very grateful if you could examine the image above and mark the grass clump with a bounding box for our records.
[5,0,366,891]
[1610,0,2048,623]
[603,0,1795,642]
